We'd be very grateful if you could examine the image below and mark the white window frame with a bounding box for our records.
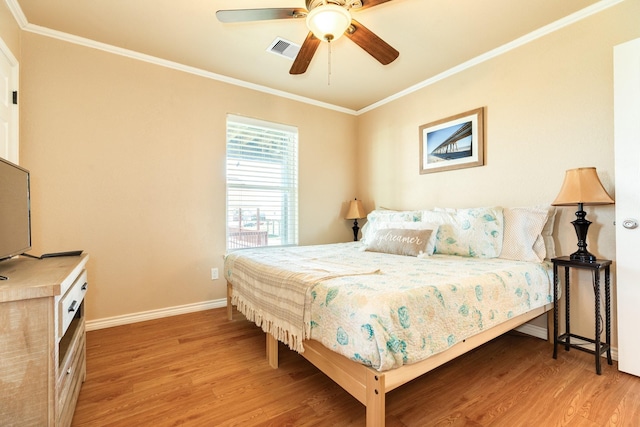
[225,114,298,250]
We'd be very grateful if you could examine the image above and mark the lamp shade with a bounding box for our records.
[345,199,366,220]
[552,167,614,206]
[306,4,351,41]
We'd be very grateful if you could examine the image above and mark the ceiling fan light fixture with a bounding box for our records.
[306,4,352,42]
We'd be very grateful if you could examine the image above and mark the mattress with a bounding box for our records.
[224,242,553,371]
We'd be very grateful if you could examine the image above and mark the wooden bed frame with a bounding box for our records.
[227,281,553,427]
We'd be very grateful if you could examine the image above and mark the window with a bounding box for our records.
[226,115,298,250]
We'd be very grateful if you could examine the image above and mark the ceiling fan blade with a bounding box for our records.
[345,19,399,65]
[290,32,321,75]
[216,8,307,23]
[358,0,393,11]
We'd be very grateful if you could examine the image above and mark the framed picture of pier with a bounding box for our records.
[419,107,484,174]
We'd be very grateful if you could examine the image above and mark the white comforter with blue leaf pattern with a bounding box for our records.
[225,242,553,371]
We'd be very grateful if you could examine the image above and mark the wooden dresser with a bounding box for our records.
[0,254,89,426]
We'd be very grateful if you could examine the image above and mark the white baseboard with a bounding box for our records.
[515,322,548,340]
[86,298,227,331]
[515,323,619,361]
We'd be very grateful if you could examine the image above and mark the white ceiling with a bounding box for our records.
[10,0,609,113]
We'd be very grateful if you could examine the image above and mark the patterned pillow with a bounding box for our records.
[364,228,434,257]
[500,207,550,262]
[361,209,422,245]
[421,207,504,258]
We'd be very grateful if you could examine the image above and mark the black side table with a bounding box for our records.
[552,256,612,374]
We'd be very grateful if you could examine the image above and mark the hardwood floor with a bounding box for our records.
[72,308,640,426]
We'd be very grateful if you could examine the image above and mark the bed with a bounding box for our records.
[224,206,556,426]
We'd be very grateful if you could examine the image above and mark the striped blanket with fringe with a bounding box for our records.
[224,245,380,352]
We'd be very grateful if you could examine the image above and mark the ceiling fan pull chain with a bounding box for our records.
[327,40,332,85]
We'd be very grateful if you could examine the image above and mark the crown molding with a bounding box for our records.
[5,0,624,115]
[4,0,28,28]
[358,0,624,114]
[20,22,358,115]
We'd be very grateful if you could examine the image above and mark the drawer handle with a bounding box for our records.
[67,368,72,375]
[68,300,78,313]
[81,282,88,291]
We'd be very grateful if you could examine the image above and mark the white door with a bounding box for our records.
[0,37,19,163]
[614,37,640,378]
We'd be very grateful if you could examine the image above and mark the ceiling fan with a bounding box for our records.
[216,0,399,75]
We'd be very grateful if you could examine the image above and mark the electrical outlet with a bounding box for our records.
[211,268,219,280]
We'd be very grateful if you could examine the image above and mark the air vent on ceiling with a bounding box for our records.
[267,37,301,61]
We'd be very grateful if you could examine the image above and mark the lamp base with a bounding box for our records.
[569,249,597,263]
[570,203,597,263]
[352,219,360,242]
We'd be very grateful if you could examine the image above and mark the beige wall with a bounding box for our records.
[19,33,358,321]
[356,0,640,343]
[0,1,20,58]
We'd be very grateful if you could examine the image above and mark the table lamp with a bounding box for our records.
[552,167,614,262]
[345,199,366,241]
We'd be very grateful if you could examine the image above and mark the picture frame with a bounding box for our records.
[419,107,484,174]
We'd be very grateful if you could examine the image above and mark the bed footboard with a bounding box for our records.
[227,280,552,427]
[265,333,386,425]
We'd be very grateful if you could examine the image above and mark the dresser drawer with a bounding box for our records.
[58,269,88,339]
[58,325,85,427]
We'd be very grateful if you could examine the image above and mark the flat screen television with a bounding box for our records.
[0,157,31,261]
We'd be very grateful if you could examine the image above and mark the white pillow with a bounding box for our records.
[375,221,439,255]
[500,207,550,262]
[421,207,504,258]
[538,206,557,260]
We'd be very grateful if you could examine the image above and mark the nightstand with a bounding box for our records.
[552,256,612,374]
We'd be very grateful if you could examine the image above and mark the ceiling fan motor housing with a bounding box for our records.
[306,0,363,12]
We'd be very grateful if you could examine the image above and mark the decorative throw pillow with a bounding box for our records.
[421,207,504,258]
[360,209,422,245]
[364,228,433,257]
[375,221,439,255]
[500,207,550,262]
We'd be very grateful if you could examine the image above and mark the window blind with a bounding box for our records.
[226,114,298,250]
